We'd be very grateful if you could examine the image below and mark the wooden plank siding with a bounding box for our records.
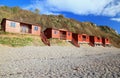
[78,34,89,43]
[44,28,72,41]
[1,18,41,35]
[102,38,111,46]
[89,36,102,46]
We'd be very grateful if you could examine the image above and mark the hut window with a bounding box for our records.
[82,35,86,41]
[68,32,70,36]
[34,26,38,31]
[54,31,58,34]
[106,39,108,41]
[10,22,16,27]
[97,37,100,40]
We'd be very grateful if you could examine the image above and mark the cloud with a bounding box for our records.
[0,5,4,7]
[111,18,120,22]
[23,0,120,16]
[46,0,111,15]
[23,0,60,15]
[102,1,120,16]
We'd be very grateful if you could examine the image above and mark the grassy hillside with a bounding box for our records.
[0,6,120,48]
[98,26,120,47]
[0,31,72,47]
[0,31,45,47]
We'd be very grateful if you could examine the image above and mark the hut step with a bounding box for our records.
[40,32,50,46]
[71,38,80,47]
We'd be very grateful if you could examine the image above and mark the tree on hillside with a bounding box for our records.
[58,14,64,18]
[34,8,40,14]
[11,7,20,13]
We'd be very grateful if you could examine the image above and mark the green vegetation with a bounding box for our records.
[0,32,72,47]
[0,37,32,47]
[0,6,120,48]
[50,39,72,46]
[0,32,45,47]
[34,8,40,14]
[98,26,120,48]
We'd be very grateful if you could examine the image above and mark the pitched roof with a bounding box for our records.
[1,18,41,27]
[45,28,71,32]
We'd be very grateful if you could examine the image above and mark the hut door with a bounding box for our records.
[21,26,29,33]
[60,31,66,40]
[82,36,86,41]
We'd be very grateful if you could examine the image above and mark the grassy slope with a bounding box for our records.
[98,26,120,48]
[0,31,71,47]
[0,31,45,47]
[0,6,120,48]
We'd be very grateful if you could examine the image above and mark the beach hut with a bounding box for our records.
[44,28,79,47]
[72,33,79,42]
[89,36,102,46]
[71,33,79,47]
[72,33,89,44]
[102,38,111,47]
[44,28,72,41]
[1,18,41,35]
[59,29,72,41]
[44,28,59,39]
[72,33,90,47]
[78,34,89,44]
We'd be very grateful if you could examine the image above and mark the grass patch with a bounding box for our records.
[0,32,45,47]
[0,37,33,47]
[0,31,9,35]
[50,38,72,46]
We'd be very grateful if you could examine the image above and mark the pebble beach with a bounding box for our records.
[0,45,120,78]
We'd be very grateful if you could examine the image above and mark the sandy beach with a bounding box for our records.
[0,45,120,78]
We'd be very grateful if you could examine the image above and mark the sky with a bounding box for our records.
[0,0,120,34]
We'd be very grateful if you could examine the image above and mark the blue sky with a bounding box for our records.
[0,0,120,34]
